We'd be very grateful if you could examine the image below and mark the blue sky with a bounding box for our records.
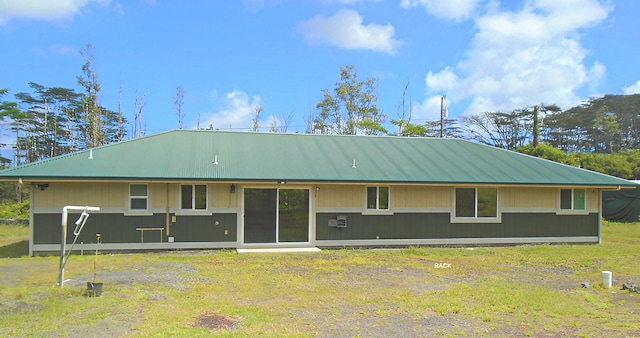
[1,0,639,137]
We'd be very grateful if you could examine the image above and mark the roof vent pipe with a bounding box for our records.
[213,155,218,165]
[352,159,357,169]
[88,149,93,160]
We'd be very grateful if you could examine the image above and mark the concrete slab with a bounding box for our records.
[236,247,321,254]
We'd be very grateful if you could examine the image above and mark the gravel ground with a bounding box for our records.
[1,251,639,337]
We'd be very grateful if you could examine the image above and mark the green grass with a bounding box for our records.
[0,223,28,258]
[0,221,639,337]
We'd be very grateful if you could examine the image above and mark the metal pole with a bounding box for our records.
[58,211,67,287]
[58,205,100,287]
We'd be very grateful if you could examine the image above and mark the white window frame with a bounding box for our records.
[451,187,501,223]
[557,188,588,215]
[362,186,393,215]
[179,184,209,213]
[125,183,152,216]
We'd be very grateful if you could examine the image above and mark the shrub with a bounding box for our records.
[0,200,30,220]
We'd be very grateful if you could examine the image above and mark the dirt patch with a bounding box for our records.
[0,300,44,317]
[612,290,640,315]
[2,245,640,337]
[191,312,239,332]
[65,261,208,292]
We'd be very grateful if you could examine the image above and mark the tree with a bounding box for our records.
[279,112,294,133]
[461,110,532,150]
[390,81,415,136]
[269,116,278,133]
[424,119,462,138]
[523,104,558,146]
[593,107,621,153]
[0,88,21,165]
[3,86,74,202]
[314,65,386,135]
[398,122,427,137]
[117,85,124,142]
[75,44,125,147]
[0,87,28,201]
[516,143,576,166]
[517,144,640,179]
[541,107,586,153]
[252,106,263,132]
[14,83,81,164]
[305,108,316,134]
[575,152,634,179]
[542,95,640,153]
[174,86,185,129]
[132,92,146,138]
[76,44,103,148]
[531,106,540,146]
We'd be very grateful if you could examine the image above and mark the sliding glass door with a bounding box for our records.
[244,188,309,244]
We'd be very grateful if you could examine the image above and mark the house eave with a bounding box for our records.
[3,176,636,189]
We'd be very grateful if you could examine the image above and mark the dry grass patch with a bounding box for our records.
[0,222,639,337]
[191,312,240,332]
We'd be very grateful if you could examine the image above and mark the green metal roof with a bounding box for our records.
[0,130,635,187]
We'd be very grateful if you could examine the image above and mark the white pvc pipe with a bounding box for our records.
[602,271,612,288]
[59,206,100,287]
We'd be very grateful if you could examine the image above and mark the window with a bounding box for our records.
[367,186,389,210]
[129,184,148,210]
[560,189,585,211]
[181,184,207,210]
[455,187,498,218]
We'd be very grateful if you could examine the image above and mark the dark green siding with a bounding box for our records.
[171,214,237,243]
[316,213,599,240]
[34,213,237,244]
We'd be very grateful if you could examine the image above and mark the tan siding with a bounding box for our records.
[393,186,451,208]
[34,182,126,208]
[586,189,598,211]
[317,185,362,208]
[501,187,599,211]
[501,187,556,209]
[211,184,238,208]
[150,183,176,208]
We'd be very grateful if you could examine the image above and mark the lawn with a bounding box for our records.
[0,222,639,337]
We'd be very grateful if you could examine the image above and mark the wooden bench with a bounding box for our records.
[136,227,164,243]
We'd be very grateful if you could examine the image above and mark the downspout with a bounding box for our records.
[166,183,170,236]
[28,180,33,256]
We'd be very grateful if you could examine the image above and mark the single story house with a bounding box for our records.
[0,130,635,255]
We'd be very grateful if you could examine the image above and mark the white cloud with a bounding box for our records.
[199,90,262,130]
[49,44,77,55]
[400,0,481,21]
[622,80,640,95]
[0,0,87,24]
[410,95,444,122]
[296,9,401,54]
[420,0,612,116]
[0,0,111,24]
